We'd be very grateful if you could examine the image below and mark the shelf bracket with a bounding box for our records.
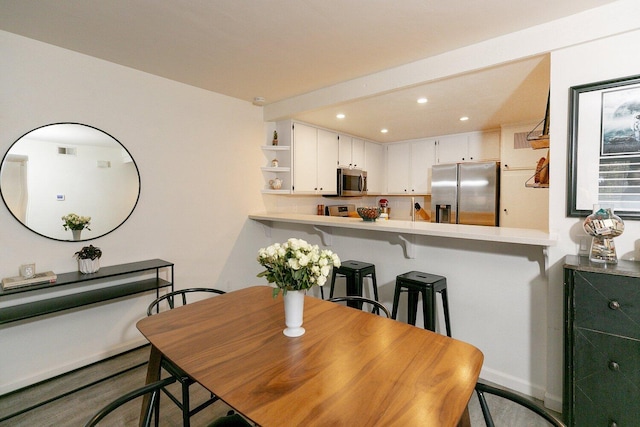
[259,221,272,238]
[398,234,415,259]
[313,226,333,246]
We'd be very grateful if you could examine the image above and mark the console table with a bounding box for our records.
[0,259,173,324]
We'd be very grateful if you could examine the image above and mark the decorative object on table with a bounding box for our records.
[583,204,624,263]
[20,263,36,279]
[74,244,102,274]
[356,207,381,222]
[269,177,282,190]
[257,238,341,337]
[272,130,278,146]
[2,271,57,290]
[62,213,91,241]
[270,158,279,167]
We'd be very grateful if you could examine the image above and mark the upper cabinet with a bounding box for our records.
[290,122,338,195]
[338,135,365,169]
[364,141,384,194]
[436,130,500,164]
[386,139,435,194]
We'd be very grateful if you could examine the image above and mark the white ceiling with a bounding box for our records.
[0,0,616,142]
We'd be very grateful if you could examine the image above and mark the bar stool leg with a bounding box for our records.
[423,287,436,332]
[371,271,379,302]
[441,288,452,337]
[407,290,419,326]
[391,281,402,320]
[329,268,339,298]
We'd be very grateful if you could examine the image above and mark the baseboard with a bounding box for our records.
[544,391,563,413]
[479,366,546,401]
[0,338,148,396]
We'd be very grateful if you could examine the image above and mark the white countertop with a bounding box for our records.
[248,212,557,247]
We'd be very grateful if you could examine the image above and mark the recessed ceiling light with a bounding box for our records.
[336,113,345,119]
[459,116,469,121]
[380,129,388,134]
[417,98,428,104]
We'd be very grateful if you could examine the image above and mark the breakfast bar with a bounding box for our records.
[249,212,557,258]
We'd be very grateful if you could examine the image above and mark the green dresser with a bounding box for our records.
[564,256,640,426]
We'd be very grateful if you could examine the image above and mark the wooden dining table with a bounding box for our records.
[136,286,483,426]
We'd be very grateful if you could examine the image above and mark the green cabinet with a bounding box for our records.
[564,256,640,426]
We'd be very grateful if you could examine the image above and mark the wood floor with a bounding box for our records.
[0,345,560,426]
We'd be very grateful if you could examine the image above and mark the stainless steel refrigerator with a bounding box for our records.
[431,161,500,226]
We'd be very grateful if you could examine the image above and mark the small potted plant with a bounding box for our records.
[74,244,102,274]
[272,130,278,146]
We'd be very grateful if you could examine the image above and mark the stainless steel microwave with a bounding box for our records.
[337,167,367,196]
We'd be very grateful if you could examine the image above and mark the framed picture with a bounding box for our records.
[567,74,640,219]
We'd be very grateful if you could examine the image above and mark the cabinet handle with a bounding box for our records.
[609,300,621,310]
[608,361,620,371]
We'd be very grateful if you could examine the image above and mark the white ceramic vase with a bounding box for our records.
[72,229,82,241]
[283,290,305,337]
[78,258,100,274]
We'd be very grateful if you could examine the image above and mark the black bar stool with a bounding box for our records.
[391,271,451,337]
[322,260,379,308]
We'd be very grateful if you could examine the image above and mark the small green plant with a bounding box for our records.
[273,130,278,140]
[74,245,102,260]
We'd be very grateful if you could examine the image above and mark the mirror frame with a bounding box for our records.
[0,122,141,241]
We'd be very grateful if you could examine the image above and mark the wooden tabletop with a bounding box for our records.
[137,286,483,426]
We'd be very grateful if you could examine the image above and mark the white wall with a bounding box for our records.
[0,30,271,394]
[546,27,640,410]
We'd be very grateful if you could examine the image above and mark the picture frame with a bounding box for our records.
[567,74,640,219]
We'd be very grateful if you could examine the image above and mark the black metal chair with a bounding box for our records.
[84,377,176,427]
[327,296,391,318]
[474,381,565,427]
[146,288,226,426]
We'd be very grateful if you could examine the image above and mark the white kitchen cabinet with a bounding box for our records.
[386,139,434,194]
[292,122,318,193]
[500,169,548,230]
[279,121,338,195]
[338,135,365,169]
[498,122,549,230]
[316,129,339,194]
[351,138,365,168]
[364,140,384,194]
[436,134,468,164]
[436,130,500,164]
[411,139,434,193]
[467,130,500,162]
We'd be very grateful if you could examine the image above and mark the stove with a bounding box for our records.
[325,204,355,217]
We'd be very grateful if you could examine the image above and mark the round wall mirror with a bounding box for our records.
[0,123,140,241]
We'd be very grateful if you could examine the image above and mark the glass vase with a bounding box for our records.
[583,204,624,264]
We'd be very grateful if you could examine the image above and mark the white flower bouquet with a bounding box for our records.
[257,238,341,297]
[62,213,91,231]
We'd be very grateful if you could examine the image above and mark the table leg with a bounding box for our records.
[457,405,472,427]
[139,345,162,427]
